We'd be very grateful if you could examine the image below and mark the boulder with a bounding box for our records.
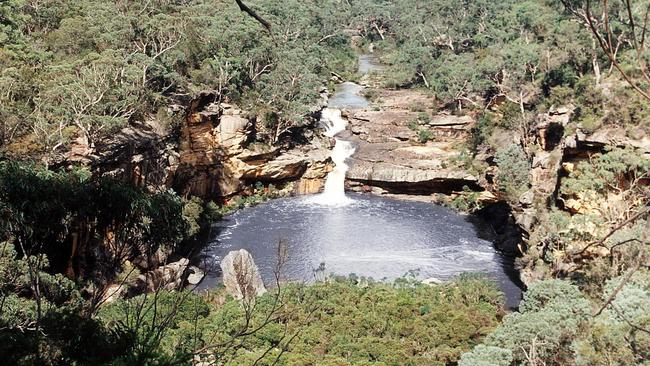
[220,249,267,301]
[422,277,443,285]
[102,283,126,304]
[133,258,189,292]
[187,266,205,286]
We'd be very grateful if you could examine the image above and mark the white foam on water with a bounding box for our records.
[463,250,496,261]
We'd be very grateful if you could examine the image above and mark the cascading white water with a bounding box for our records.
[309,108,356,205]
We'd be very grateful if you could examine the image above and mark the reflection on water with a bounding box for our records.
[327,82,368,109]
[198,194,523,308]
[358,54,384,74]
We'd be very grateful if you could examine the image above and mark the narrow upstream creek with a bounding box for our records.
[199,55,524,308]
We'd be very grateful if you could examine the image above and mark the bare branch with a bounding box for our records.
[234,0,272,33]
[577,208,649,256]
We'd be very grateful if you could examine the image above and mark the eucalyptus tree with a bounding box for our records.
[561,0,650,101]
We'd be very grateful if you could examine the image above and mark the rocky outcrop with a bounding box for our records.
[293,148,331,195]
[347,142,479,194]
[535,105,572,151]
[187,265,205,285]
[341,89,480,196]
[568,126,650,155]
[76,89,333,203]
[220,249,267,301]
[426,114,474,137]
[132,258,190,292]
[172,92,330,199]
[241,152,309,181]
[89,120,180,192]
[510,106,576,233]
[173,94,249,197]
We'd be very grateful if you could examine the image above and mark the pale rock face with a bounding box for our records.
[428,114,473,127]
[292,148,332,195]
[176,94,331,199]
[133,258,190,292]
[216,105,250,154]
[187,266,205,286]
[577,126,650,154]
[220,249,267,301]
[346,140,478,194]
[241,153,310,181]
[293,177,326,195]
[422,277,443,286]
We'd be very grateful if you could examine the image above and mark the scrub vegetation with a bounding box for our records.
[1,0,649,365]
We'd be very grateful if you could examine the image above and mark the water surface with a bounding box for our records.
[199,194,523,308]
[327,82,368,109]
[358,54,384,74]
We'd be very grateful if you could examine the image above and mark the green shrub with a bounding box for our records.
[408,118,420,131]
[0,162,191,276]
[470,113,496,152]
[408,101,426,112]
[573,272,650,365]
[544,85,574,109]
[418,111,431,123]
[0,243,127,365]
[459,345,513,366]
[198,275,504,365]
[495,144,530,199]
[561,147,650,196]
[497,102,522,130]
[99,291,211,364]
[449,186,482,213]
[573,76,606,133]
[462,280,591,365]
[418,129,434,143]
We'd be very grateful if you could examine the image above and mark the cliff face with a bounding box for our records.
[86,91,330,201]
[173,93,249,198]
[87,87,488,204]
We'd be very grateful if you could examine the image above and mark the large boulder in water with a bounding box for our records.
[220,249,267,301]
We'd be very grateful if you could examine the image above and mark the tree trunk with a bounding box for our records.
[592,56,601,85]
[418,72,430,88]
[372,23,385,41]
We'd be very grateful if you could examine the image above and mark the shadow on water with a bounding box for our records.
[466,203,528,309]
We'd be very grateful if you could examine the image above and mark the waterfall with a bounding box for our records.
[309,108,356,205]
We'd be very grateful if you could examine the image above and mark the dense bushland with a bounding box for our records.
[0,162,217,277]
[1,0,649,364]
[460,277,650,366]
[0,0,357,160]
[95,275,503,365]
[1,254,504,366]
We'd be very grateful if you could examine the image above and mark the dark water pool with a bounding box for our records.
[197,194,523,308]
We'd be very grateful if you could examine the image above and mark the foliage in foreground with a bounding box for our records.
[461,277,650,366]
[100,275,504,366]
[0,162,216,278]
[0,256,504,366]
